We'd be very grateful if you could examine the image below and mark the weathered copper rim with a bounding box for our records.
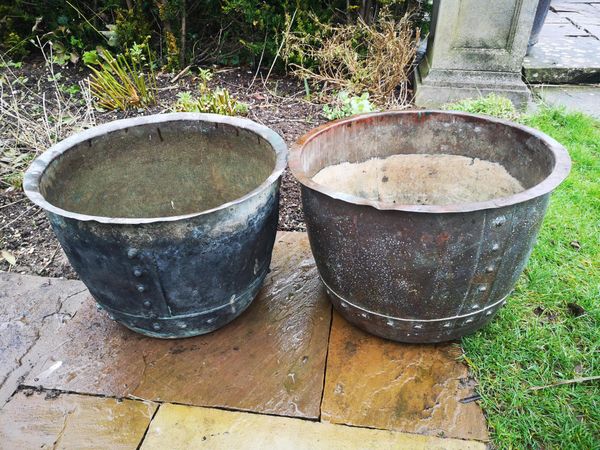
[289,110,571,213]
[24,113,288,225]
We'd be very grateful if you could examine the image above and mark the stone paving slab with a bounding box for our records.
[555,5,600,23]
[140,403,486,450]
[2,231,490,445]
[0,390,156,449]
[23,232,332,419]
[524,36,600,83]
[545,10,572,23]
[0,273,87,406]
[523,1,600,83]
[538,21,589,36]
[533,84,600,118]
[320,312,489,442]
[580,23,600,35]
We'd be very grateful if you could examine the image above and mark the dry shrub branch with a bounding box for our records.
[284,12,420,106]
[0,40,95,189]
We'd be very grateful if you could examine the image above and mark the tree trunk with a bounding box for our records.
[180,0,187,67]
[359,0,376,24]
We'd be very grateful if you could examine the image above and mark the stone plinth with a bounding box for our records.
[415,0,538,108]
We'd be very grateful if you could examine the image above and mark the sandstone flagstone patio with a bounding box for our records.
[0,231,489,448]
[532,84,600,118]
[0,273,88,406]
[321,312,489,441]
[523,0,600,83]
[22,232,332,419]
[0,390,156,449]
[140,403,484,450]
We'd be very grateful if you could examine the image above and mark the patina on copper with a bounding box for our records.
[290,110,571,343]
[24,113,287,338]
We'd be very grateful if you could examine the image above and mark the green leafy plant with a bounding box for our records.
[322,91,375,120]
[61,83,81,96]
[221,0,428,68]
[1,31,30,60]
[173,89,249,116]
[172,71,248,116]
[46,31,86,65]
[84,40,157,110]
[1,162,32,190]
[443,93,519,121]
[0,60,23,69]
[197,68,213,84]
[0,1,428,68]
[113,5,151,49]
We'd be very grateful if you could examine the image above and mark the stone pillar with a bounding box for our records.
[414,0,538,108]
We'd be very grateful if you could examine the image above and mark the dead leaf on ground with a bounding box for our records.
[1,249,16,265]
[570,240,581,250]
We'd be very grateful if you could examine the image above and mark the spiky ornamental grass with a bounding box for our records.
[85,41,157,111]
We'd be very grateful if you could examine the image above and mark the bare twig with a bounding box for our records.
[459,394,482,404]
[0,206,35,232]
[528,376,600,391]
[38,245,61,275]
[264,8,297,85]
[249,31,268,89]
[66,0,110,44]
[0,198,26,210]
[171,64,192,83]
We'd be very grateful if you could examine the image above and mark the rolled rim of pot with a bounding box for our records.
[289,110,571,214]
[24,113,288,225]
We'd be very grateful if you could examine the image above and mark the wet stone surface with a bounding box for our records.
[320,312,489,441]
[140,403,485,450]
[2,231,490,446]
[0,273,87,406]
[23,232,332,419]
[532,84,600,119]
[524,2,600,83]
[0,390,156,449]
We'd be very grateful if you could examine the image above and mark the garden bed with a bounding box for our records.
[0,62,324,278]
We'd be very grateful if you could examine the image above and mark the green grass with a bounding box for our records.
[442,93,519,121]
[447,99,599,449]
